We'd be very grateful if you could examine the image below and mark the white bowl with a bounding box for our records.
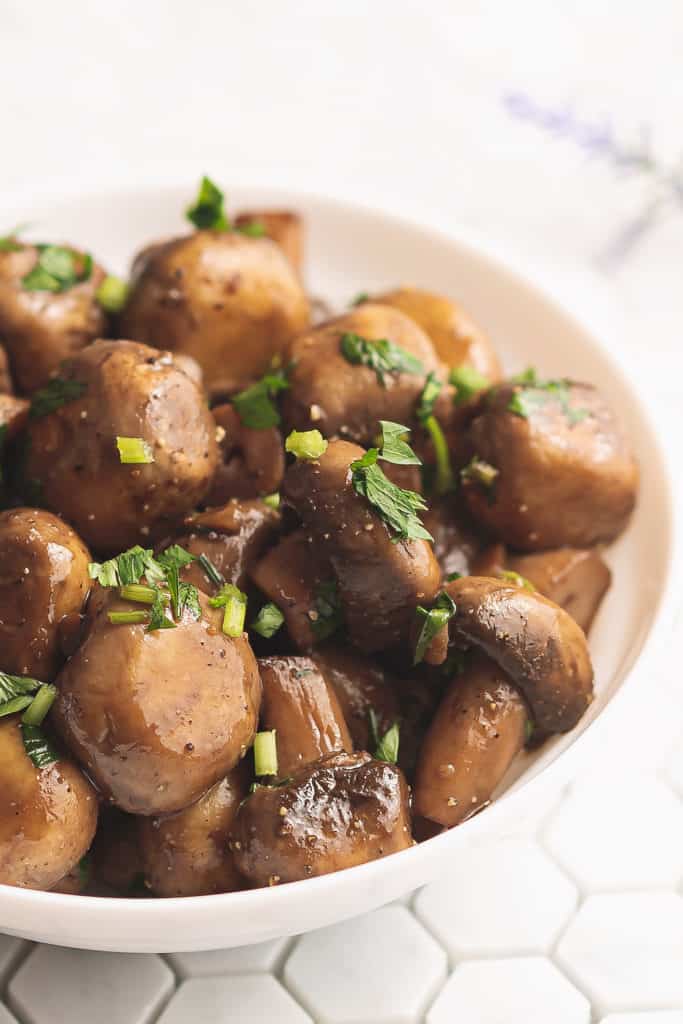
[0,186,676,952]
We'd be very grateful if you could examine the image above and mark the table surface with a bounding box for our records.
[2,2,683,1021]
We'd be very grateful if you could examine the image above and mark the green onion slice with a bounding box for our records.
[22,684,57,726]
[285,429,328,461]
[254,730,278,777]
[116,437,154,464]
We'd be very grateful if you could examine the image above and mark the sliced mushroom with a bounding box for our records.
[507,547,611,634]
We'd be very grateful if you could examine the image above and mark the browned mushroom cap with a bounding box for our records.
[249,528,335,651]
[230,751,412,885]
[139,765,249,897]
[0,343,13,393]
[208,404,285,504]
[53,587,261,815]
[461,380,638,550]
[0,715,98,890]
[0,508,91,680]
[234,210,304,275]
[422,500,482,579]
[507,547,611,634]
[444,576,593,732]
[283,439,441,653]
[23,339,218,552]
[120,231,309,398]
[91,808,145,894]
[0,243,108,394]
[311,644,400,752]
[414,652,528,827]
[258,656,353,776]
[0,393,29,440]
[173,498,282,594]
[372,287,502,381]
[281,303,441,444]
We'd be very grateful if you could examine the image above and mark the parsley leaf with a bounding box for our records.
[417,372,442,421]
[450,365,490,405]
[378,420,421,466]
[340,332,424,387]
[413,590,457,665]
[310,579,344,641]
[507,370,589,426]
[350,291,369,306]
[0,234,23,253]
[89,545,163,587]
[186,176,230,231]
[147,588,176,632]
[232,368,289,429]
[29,378,86,418]
[351,446,432,543]
[22,245,92,293]
[251,602,285,638]
[374,721,400,764]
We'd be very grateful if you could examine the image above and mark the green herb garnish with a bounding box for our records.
[209,583,248,637]
[445,571,462,582]
[237,220,266,238]
[232,368,289,429]
[414,590,457,665]
[460,455,499,490]
[118,583,159,605]
[116,436,154,465]
[351,291,369,306]
[417,373,454,495]
[186,176,230,231]
[0,696,34,718]
[0,230,23,253]
[21,684,57,726]
[21,723,59,769]
[524,719,535,743]
[340,332,424,387]
[108,610,149,625]
[254,730,278,777]
[310,579,344,641]
[22,245,92,293]
[263,492,280,509]
[507,369,589,425]
[96,275,129,313]
[285,428,328,461]
[374,721,400,765]
[350,443,432,544]
[251,602,285,638]
[198,553,224,588]
[89,545,163,587]
[29,377,86,418]
[378,420,421,466]
[450,365,490,405]
[498,569,536,592]
[93,543,199,632]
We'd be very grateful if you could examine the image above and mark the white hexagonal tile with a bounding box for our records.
[0,936,25,986]
[601,1014,683,1023]
[8,946,174,1024]
[544,771,683,891]
[284,905,447,1023]
[556,893,683,1015]
[664,734,683,798]
[0,1005,17,1024]
[426,957,590,1024]
[414,837,577,960]
[156,976,311,1024]
[168,938,291,979]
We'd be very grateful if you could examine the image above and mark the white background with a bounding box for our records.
[1,3,682,1021]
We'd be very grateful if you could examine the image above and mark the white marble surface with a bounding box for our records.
[1,1,683,1021]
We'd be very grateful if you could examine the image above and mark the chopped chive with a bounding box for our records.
[449,365,490,405]
[423,415,454,495]
[250,602,284,638]
[263,492,280,509]
[116,437,155,464]
[108,610,149,625]
[209,584,248,636]
[460,455,499,489]
[96,275,129,313]
[119,583,159,605]
[285,429,328,461]
[499,569,536,592]
[21,684,57,726]
[198,553,225,588]
[254,730,278,776]
[21,724,59,769]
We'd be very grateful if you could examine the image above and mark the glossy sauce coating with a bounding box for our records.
[53,588,261,815]
[0,244,108,394]
[0,716,98,890]
[139,766,248,897]
[282,303,441,443]
[414,653,527,827]
[208,404,285,505]
[230,751,412,885]
[508,547,611,634]
[120,231,309,397]
[445,576,594,732]
[24,339,218,551]
[0,508,91,679]
[284,439,441,653]
[258,656,353,776]
[311,645,400,752]
[462,381,638,549]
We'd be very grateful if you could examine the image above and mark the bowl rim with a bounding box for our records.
[0,181,678,946]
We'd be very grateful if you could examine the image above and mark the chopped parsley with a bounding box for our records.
[413,590,457,665]
[285,428,328,460]
[350,426,432,543]
[498,569,536,592]
[251,602,285,638]
[186,176,230,231]
[378,420,421,466]
[417,373,454,496]
[29,377,86,419]
[310,579,344,641]
[374,721,400,765]
[450,365,490,405]
[209,583,248,636]
[232,367,289,429]
[0,232,23,253]
[22,245,92,293]
[89,545,163,587]
[340,332,424,387]
[460,455,499,490]
[507,368,589,425]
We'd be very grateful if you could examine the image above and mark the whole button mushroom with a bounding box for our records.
[461,377,638,550]
[23,339,218,552]
[0,241,108,394]
[207,404,285,505]
[53,587,261,816]
[0,508,91,680]
[0,716,98,890]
